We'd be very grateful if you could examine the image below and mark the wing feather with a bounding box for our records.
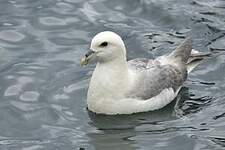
[127,58,186,100]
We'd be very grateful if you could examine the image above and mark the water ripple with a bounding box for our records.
[0,30,25,42]
[0,0,224,149]
[19,91,40,102]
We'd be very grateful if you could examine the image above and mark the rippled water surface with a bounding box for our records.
[0,0,225,149]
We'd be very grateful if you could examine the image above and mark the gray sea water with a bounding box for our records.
[0,0,225,149]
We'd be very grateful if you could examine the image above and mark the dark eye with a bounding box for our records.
[99,42,108,47]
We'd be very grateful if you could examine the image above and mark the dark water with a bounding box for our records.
[0,0,225,149]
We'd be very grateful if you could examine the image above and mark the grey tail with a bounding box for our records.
[187,50,211,73]
[169,37,192,63]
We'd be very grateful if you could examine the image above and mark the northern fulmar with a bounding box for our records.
[80,31,209,115]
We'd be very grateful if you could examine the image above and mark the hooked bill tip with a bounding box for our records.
[80,57,88,66]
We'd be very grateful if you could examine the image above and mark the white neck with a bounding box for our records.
[87,57,130,108]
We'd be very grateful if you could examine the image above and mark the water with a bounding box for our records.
[0,0,225,149]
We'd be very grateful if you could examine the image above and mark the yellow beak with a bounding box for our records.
[80,57,88,66]
[80,50,96,66]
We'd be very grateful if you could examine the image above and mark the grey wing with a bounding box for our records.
[128,58,160,70]
[127,58,187,100]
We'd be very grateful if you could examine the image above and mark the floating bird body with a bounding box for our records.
[81,31,208,115]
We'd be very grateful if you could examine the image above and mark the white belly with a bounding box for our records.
[87,88,178,115]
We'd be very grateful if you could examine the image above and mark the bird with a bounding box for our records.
[80,31,209,115]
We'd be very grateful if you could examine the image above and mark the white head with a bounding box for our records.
[81,31,127,65]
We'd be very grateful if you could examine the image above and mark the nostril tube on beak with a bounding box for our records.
[80,50,96,66]
[85,50,95,58]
